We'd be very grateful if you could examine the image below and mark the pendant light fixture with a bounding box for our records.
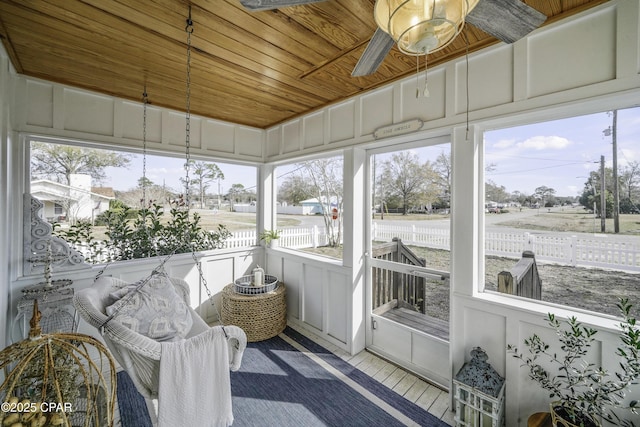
[374,0,479,56]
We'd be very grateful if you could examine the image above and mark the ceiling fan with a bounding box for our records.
[240,1,546,77]
[239,0,327,11]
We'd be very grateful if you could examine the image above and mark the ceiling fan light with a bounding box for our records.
[374,0,474,56]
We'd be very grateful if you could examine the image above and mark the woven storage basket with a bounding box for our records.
[221,282,286,342]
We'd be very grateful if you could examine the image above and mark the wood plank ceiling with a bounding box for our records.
[0,0,608,129]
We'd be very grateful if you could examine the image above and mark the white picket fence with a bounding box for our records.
[377,224,640,272]
[226,226,330,249]
[72,223,640,272]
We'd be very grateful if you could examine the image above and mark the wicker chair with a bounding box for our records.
[73,275,246,399]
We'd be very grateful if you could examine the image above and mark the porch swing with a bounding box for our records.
[73,10,246,427]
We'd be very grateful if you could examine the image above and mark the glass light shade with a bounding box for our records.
[374,0,480,55]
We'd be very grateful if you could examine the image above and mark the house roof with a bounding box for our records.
[31,180,115,201]
[91,187,116,199]
[0,1,607,129]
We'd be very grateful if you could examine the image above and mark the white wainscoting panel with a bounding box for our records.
[326,269,349,343]
[360,87,394,136]
[329,100,356,143]
[528,5,617,97]
[203,119,235,154]
[267,250,350,349]
[165,110,201,149]
[63,89,114,136]
[400,68,446,122]
[371,316,412,361]
[236,126,263,157]
[457,45,514,113]
[462,306,507,377]
[411,334,450,388]
[302,111,325,149]
[26,80,53,128]
[121,101,162,142]
[282,257,303,320]
[302,264,324,330]
[282,120,301,154]
[266,127,282,158]
[19,78,264,162]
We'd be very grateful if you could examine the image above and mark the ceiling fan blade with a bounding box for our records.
[466,0,547,43]
[351,28,395,77]
[240,0,327,11]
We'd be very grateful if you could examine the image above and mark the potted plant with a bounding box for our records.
[508,298,640,427]
[259,229,281,248]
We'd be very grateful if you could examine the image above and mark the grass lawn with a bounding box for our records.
[496,209,640,235]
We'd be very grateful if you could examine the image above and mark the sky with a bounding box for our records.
[484,106,640,197]
[102,106,640,198]
[105,156,258,195]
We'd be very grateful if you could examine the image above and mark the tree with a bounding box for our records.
[485,180,509,204]
[578,170,615,218]
[432,151,452,208]
[116,177,173,209]
[278,175,315,205]
[619,161,640,212]
[380,152,440,214]
[297,158,343,247]
[31,142,130,185]
[183,161,224,209]
[534,185,556,207]
[227,183,247,211]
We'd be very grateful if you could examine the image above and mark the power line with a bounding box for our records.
[487,153,597,163]
[486,162,593,176]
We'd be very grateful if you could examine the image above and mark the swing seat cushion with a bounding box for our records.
[106,273,193,342]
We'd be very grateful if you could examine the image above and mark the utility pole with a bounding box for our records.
[603,111,620,232]
[612,110,619,233]
[600,155,606,233]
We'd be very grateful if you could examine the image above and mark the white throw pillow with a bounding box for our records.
[106,273,193,342]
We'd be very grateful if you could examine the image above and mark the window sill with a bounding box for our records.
[470,290,623,332]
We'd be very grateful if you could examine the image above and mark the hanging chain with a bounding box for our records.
[183,7,224,327]
[463,28,470,139]
[142,88,148,206]
[184,8,193,211]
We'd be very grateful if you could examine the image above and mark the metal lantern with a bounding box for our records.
[454,347,505,427]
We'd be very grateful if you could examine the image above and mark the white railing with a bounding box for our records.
[70,224,640,272]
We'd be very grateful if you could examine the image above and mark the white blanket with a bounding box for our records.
[158,327,233,427]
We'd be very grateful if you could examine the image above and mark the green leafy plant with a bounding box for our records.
[259,229,281,245]
[54,201,231,263]
[508,298,640,426]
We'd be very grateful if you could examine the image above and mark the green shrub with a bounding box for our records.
[54,202,231,263]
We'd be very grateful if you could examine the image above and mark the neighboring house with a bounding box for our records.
[300,197,339,215]
[30,174,115,223]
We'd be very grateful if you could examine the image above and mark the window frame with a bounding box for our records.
[476,101,640,320]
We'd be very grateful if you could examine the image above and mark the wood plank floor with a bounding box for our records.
[288,324,455,426]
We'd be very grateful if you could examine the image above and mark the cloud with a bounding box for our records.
[517,135,572,150]
[492,138,515,149]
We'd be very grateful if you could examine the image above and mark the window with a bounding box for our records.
[483,107,640,318]
[29,139,257,263]
[275,154,344,260]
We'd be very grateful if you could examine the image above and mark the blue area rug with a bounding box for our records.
[117,327,449,426]
[230,327,448,426]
